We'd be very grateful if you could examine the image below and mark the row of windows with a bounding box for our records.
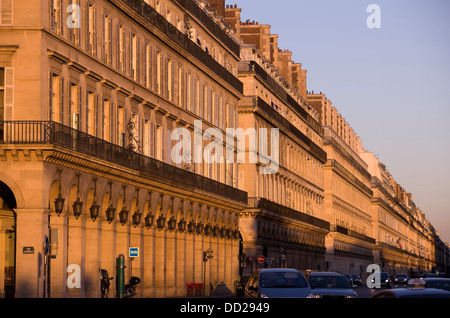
[50,0,238,131]
[256,172,324,217]
[48,71,237,187]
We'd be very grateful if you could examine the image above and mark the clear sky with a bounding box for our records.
[233,0,450,243]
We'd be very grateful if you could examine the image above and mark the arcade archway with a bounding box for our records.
[0,180,16,298]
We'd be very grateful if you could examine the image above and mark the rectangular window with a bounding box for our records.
[131,33,138,80]
[144,43,151,88]
[167,59,173,101]
[178,66,183,108]
[118,105,125,147]
[50,73,62,122]
[103,99,111,141]
[156,124,162,161]
[118,24,125,73]
[50,0,63,35]
[87,91,96,136]
[143,119,150,156]
[87,3,97,56]
[102,13,112,65]
[0,0,13,25]
[68,0,80,45]
[69,83,80,129]
[156,51,162,95]
[166,128,172,164]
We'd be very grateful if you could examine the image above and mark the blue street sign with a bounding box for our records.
[129,247,139,258]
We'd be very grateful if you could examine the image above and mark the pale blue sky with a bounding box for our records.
[234,0,450,243]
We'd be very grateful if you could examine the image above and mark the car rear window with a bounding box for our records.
[260,271,308,288]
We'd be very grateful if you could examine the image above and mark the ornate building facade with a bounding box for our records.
[224,7,329,275]
[0,0,247,298]
[0,0,448,298]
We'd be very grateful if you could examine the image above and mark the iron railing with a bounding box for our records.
[0,121,248,204]
[248,197,330,231]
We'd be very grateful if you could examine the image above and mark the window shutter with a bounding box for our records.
[149,121,155,158]
[0,0,15,25]
[4,67,14,120]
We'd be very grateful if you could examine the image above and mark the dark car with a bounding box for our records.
[351,274,362,286]
[308,272,358,298]
[424,278,450,291]
[371,272,392,288]
[344,274,354,286]
[244,268,312,298]
[394,273,409,286]
[371,288,450,298]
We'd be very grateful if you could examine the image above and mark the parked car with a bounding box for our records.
[371,288,450,298]
[424,278,450,291]
[308,272,358,298]
[394,273,409,286]
[371,272,392,288]
[351,274,362,286]
[244,268,312,298]
[344,274,354,286]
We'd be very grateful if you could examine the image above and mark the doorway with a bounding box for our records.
[0,180,16,298]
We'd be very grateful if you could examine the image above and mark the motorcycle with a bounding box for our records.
[100,269,113,298]
[124,276,141,298]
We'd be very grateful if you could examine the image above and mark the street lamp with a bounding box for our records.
[54,168,65,216]
[72,173,83,219]
[89,178,99,221]
[144,213,154,228]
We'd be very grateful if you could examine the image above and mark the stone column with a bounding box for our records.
[15,208,49,298]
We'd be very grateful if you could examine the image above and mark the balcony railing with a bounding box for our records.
[248,197,330,231]
[0,121,248,204]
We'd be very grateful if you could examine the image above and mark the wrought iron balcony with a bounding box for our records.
[248,197,330,231]
[0,121,248,204]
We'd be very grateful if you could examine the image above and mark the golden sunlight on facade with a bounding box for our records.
[0,0,448,298]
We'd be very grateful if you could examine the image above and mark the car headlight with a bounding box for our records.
[260,294,269,298]
[311,294,321,298]
[346,295,358,298]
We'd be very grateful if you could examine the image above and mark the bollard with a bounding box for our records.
[116,254,126,298]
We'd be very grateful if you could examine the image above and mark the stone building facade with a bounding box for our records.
[0,0,247,298]
[224,8,330,275]
[0,0,448,298]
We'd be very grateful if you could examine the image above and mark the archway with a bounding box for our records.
[0,180,17,298]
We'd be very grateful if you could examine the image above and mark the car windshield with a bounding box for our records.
[259,271,308,288]
[396,274,407,277]
[380,273,389,279]
[309,275,351,289]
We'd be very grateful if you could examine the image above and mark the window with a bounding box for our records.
[156,51,162,95]
[102,99,111,141]
[156,124,162,161]
[102,13,112,65]
[167,59,173,101]
[118,24,125,73]
[50,73,63,123]
[87,3,97,56]
[0,0,13,25]
[144,43,152,89]
[50,0,63,35]
[0,68,5,129]
[87,91,96,136]
[118,105,125,147]
[69,82,80,129]
[68,0,80,45]
[131,33,138,81]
